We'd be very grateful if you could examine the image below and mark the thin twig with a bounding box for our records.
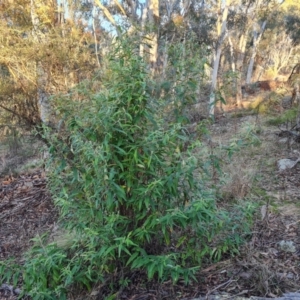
[205,279,236,299]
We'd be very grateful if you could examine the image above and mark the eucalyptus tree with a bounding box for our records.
[262,0,300,76]
[222,0,279,105]
[232,0,262,105]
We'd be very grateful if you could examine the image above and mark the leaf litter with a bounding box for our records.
[0,171,58,300]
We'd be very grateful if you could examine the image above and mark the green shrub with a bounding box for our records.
[0,39,256,299]
[47,39,217,280]
[266,107,299,126]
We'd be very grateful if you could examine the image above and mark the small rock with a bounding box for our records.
[278,138,288,144]
[277,159,298,171]
[278,240,296,253]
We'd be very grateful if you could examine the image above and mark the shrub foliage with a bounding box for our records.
[0,40,255,299]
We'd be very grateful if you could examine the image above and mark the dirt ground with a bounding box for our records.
[0,171,58,300]
[1,105,300,299]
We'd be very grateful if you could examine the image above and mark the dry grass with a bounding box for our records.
[206,115,263,201]
[221,166,255,201]
[0,134,45,176]
[203,107,300,297]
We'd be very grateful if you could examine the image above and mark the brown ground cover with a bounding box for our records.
[0,171,58,300]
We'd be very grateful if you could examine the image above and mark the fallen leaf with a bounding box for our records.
[90,290,99,296]
[261,204,267,220]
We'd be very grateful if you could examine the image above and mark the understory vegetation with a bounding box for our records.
[0,40,257,300]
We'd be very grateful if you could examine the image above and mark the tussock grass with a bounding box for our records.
[248,92,281,114]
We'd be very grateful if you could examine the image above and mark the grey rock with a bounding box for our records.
[278,158,299,171]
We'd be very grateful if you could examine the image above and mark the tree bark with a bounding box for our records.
[235,30,248,107]
[148,0,159,73]
[139,2,148,58]
[209,2,228,117]
[209,47,222,116]
[228,35,236,73]
[30,0,52,126]
[92,5,101,67]
[246,20,267,84]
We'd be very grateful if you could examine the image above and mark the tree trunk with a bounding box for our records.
[92,5,101,67]
[139,3,148,58]
[228,35,236,73]
[209,2,228,117]
[209,47,222,116]
[30,0,52,126]
[235,0,268,104]
[246,21,267,84]
[235,31,248,107]
[148,0,159,73]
